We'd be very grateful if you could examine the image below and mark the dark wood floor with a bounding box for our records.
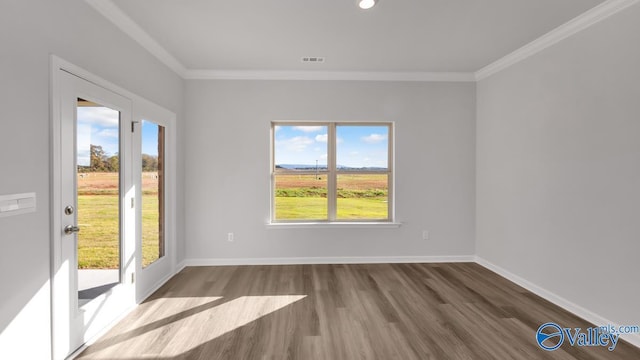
[77,263,640,359]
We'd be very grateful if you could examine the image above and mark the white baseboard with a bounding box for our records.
[475,256,640,349]
[182,255,475,267]
[67,303,138,360]
[175,260,187,274]
[138,272,176,304]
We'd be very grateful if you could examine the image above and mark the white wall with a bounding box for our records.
[0,1,183,358]
[184,80,476,262]
[477,3,640,328]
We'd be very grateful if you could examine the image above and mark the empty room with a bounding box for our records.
[1,0,640,359]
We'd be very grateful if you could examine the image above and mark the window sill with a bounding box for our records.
[266,222,402,229]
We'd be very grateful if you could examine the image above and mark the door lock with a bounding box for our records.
[64,225,80,235]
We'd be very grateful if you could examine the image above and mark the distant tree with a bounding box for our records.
[90,144,107,172]
[141,154,158,171]
[107,154,119,172]
[89,145,119,172]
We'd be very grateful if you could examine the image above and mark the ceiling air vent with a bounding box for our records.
[301,57,325,63]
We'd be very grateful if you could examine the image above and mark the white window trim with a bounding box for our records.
[270,121,395,224]
[265,222,402,229]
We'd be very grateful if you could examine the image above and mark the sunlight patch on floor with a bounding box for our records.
[134,296,224,324]
[83,295,306,359]
[159,295,307,357]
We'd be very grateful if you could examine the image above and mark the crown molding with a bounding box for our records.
[184,69,475,82]
[85,0,187,78]
[475,0,639,81]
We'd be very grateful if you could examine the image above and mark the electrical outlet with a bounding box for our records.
[227,232,234,242]
[422,230,429,240]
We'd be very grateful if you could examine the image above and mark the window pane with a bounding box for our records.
[76,98,121,307]
[336,174,388,220]
[337,125,388,171]
[141,120,165,268]
[274,125,328,171]
[275,174,327,220]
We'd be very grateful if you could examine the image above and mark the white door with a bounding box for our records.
[53,70,136,358]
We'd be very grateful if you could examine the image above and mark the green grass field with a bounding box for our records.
[78,194,161,269]
[275,197,388,220]
[77,172,161,269]
[274,173,389,220]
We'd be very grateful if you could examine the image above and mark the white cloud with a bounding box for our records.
[315,134,328,143]
[77,124,91,167]
[76,107,120,157]
[293,126,323,133]
[276,136,314,152]
[77,107,119,127]
[320,154,328,160]
[361,133,387,144]
[97,128,119,139]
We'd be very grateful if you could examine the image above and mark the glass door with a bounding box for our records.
[56,70,135,357]
[52,60,175,360]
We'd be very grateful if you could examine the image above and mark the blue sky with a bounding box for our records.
[274,124,388,168]
[141,120,160,156]
[76,107,160,166]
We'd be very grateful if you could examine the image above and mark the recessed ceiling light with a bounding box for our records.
[358,0,376,10]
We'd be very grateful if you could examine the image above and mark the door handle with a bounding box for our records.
[64,225,80,235]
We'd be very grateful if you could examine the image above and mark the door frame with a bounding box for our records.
[50,56,177,360]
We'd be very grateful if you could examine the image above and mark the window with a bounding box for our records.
[271,122,393,222]
[141,120,165,268]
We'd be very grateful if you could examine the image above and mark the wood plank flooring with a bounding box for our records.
[77,263,640,359]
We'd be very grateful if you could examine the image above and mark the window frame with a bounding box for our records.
[270,121,394,223]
